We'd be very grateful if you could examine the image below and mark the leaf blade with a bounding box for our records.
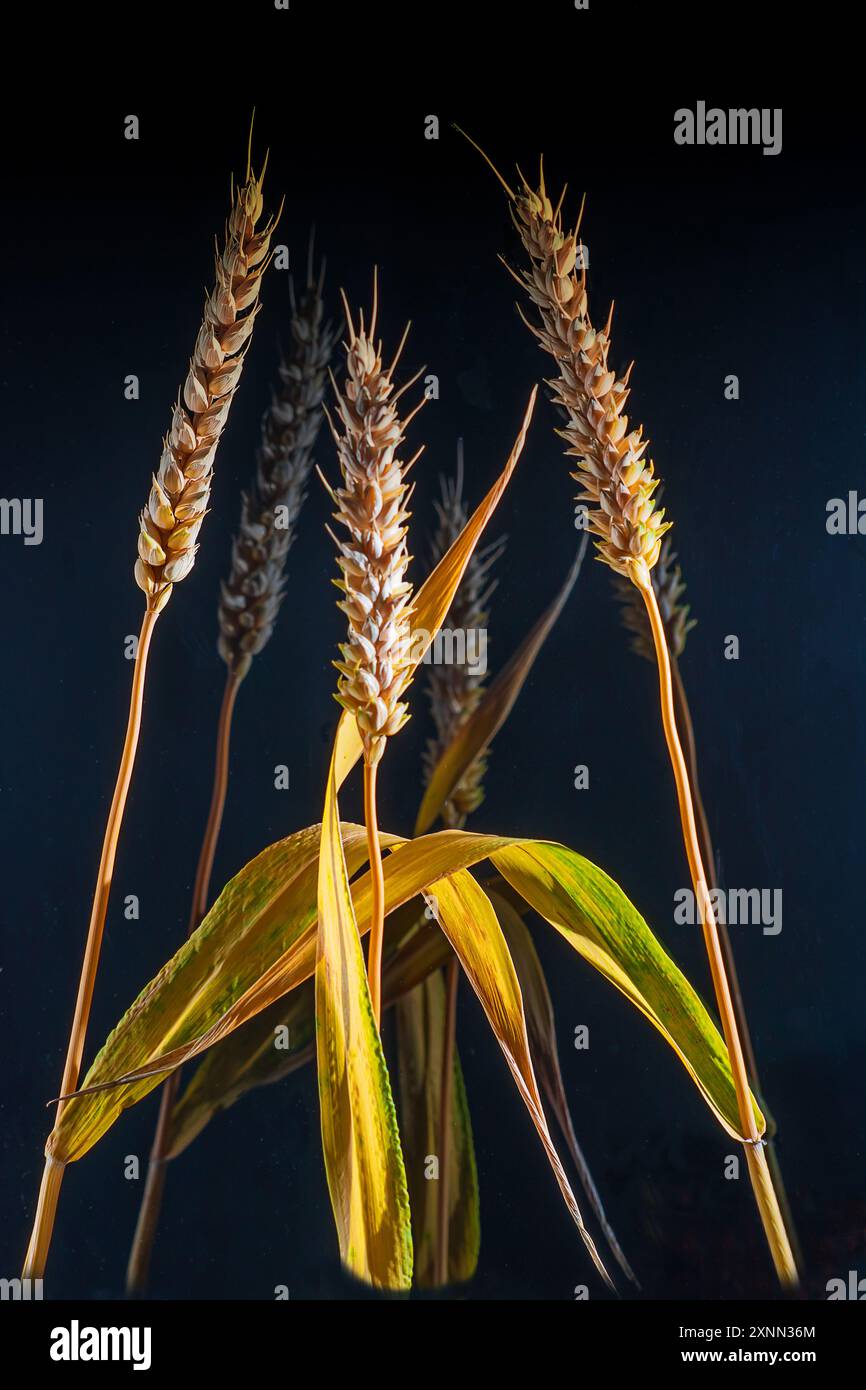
[415,536,587,835]
[316,741,413,1290]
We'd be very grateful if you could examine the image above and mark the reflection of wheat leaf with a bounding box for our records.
[423,441,506,827]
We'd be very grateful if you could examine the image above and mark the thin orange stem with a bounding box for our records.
[126,667,242,1295]
[23,606,160,1280]
[670,649,802,1272]
[435,955,459,1286]
[671,655,761,1090]
[364,759,385,1028]
[637,576,798,1287]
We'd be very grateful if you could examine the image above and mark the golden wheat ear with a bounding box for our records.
[135,168,278,614]
[23,149,277,1285]
[326,274,423,1023]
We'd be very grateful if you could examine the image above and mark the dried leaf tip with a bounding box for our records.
[135,157,278,614]
[328,280,423,765]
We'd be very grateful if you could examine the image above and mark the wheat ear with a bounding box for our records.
[218,247,336,678]
[325,276,423,1024]
[423,442,506,828]
[467,133,798,1286]
[126,255,332,1295]
[23,154,275,1282]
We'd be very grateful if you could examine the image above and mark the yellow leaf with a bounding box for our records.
[316,739,413,1290]
[427,868,613,1288]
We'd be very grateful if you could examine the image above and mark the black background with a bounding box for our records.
[2,2,864,1303]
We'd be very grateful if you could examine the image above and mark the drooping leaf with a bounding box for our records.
[395,971,481,1287]
[488,888,637,1286]
[415,534,588,835]
[53,830,762,1165]
[168,903,451,1161]
[315,740,412,1290]
[488,842,765,1141]
[426,868,613,1287]
[47,822,401,1165]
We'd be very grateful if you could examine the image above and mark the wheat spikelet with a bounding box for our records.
[490,151,669,587]
[423,445,505,827]
[326,281,424,767]
[135,158,278,614]
[218,252,336,678]
[613,532,696,662]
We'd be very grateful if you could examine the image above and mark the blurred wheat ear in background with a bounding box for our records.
[126,247,335,1295]
[23,140,276,1282]
[460,126,798,1287]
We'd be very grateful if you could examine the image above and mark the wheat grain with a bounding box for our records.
[423,444,505,826]
[135,161,277,614]
[218,251,335,678]
[326,281,423,767]
[613,532,696,662]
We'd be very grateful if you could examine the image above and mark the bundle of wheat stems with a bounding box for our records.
[125,252,334,1293]
[417,451,504,1282]
[23,145,277,1281]
[324,276,424,1024]
[460,129,798,1286]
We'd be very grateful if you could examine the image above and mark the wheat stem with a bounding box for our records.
[435,955,460,1286]
[23,607,160,1278]
[364,760,386,1027]
[638,576,797,1286]
[126,668,241,1293]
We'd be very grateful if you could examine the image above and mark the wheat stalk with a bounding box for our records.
[461,130,798,1286]
[126,254,333,1294]
[23,148,275,1282]
[423,443,506,828]
[324,275,424,1024]
[218,248,336,679]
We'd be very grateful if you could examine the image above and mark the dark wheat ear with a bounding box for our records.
[423,445,505,826]
[328,281,424,766]
[136,165,279,614]
[218,254,336,678]
[613,532,696,662]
